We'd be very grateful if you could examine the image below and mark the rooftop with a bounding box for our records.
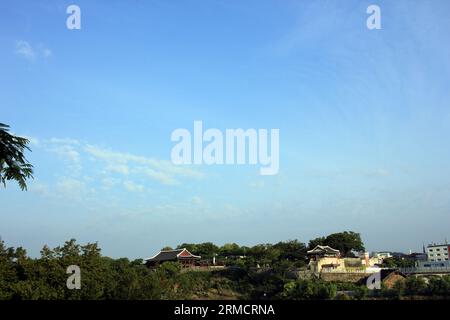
[145,248,201,263]
[307,245,340,255]
[427,243,449,248]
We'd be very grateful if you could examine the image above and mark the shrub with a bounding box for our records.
[282,279,336,300]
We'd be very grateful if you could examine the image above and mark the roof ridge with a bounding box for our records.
[160,248,184,252]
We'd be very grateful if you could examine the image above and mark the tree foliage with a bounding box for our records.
[3,234,449,300]
[0,123,33,190]
[308,231,365,257]
[282,279,337,300]
[381,256,415,268]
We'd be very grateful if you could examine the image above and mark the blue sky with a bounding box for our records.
[1,0,450,258]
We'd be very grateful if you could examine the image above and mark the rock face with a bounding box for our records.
[293,268,371,283]
[381,272,405,289]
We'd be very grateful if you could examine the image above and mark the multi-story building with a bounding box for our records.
[426,242,450,262]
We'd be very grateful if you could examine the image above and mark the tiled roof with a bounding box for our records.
[307,245,340,255]
[145,248,200,262]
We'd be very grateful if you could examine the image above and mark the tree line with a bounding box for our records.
[0,232,364,300]
[2,233,450,300]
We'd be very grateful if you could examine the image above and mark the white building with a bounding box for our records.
[373,252,392,260]
[426,242,449,262]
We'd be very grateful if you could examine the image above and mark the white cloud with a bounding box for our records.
[48,138,79,145]
[22,135,40,146]
[106,164,129,175]
[15,41,35,60]
[249,180,265,188]
[123,180,145,193]
[39,138,83,176]
[56,177,87,196]
[191,196,203,205]
[101,177,120,189]
[48,143,81,163]
[362,168,390,177]
[42,48,52,57]
[15,40,52,61]
[29,182,49,196]
[140,167,178,185]
[373,168,389,177]
[31,138,203,201]
[84,144,202,185]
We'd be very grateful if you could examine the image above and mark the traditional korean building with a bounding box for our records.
[307,245,341,259]
[307,245,343,273]
[144,248,201,268]
[307,246,382,274]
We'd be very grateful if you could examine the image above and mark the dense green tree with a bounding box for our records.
[273,240,307,265]
[282,279,337,300]
[3,235,449,300]
[308,231,364,257]
[381,256,415,268]
[308,237,326,250]
[0,239,18,299]
[404,277,427,296]
[428,276,450,296]
[0,123,34,190]
[219,243,243,257]
[354,285,369,300]
[392,279,406,299]
[177,242,219,260]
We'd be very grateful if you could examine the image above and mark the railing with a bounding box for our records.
[321,268,368,273]
[399,266,450,274]
[321,266,450,274]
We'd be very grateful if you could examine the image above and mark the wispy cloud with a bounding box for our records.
[43,138,82,175]
[306,167,391,179]
[56,177,87,197]
[84,144,203,185]
[100,177,120,190]
[33,137,203,190]
[41,48,52,57]
[123,180,145,193]
[249,180,265,189]
[367,168,389,177]
[106,164,130,175]
[15,40,52,61]
[49,144,81,163]
[15,40,36,60]
[22,135,40,146]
